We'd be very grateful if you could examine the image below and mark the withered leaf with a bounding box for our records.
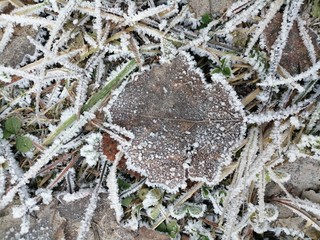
[107,52,246,192]
[263,13,320,75]
[102,133,141,179]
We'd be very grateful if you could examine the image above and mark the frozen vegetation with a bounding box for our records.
[0,0,320,239]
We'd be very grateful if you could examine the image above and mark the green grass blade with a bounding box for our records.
[43,59,137,146]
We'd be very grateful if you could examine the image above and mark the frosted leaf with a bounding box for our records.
[142,188,162,209]
[85,132,102,145]
[187,203,206,218]
[252,220,269,234]
[271,169,291,183]
[170,202,207,219]
[170,204,188,220]
[160,38,178,64]
[107,53,245,192]
[12,205,27,219]
[146,206,161,220]
[185,220,214,240]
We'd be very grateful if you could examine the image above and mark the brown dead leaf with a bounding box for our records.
[102,133,141,179]
[264,13,320,75]
[107,52,245,192]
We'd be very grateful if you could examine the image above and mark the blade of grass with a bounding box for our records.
[82,59,137,112]
[42,59,137,146]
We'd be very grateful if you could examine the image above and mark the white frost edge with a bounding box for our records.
[188,73,246,186]
[106,152,123,223]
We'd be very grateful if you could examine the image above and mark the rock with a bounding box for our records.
[89,194,137,240]
[301,190,320,204]
[266,157,320,198]
[266,157,320,239]
[189,0,211,18]
[189,0,234,18]
[278,158,320,195]
[0,200,66,240]
[0,26,37,68]
[0,193,170,240]
[209,0,234,14]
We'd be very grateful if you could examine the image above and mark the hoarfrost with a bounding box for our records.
[107,53,246,192]
[80,132,102,167]
[0,156,6,164]
[35,188,53,205]
[142,189,162,209]
[61,189,92,203]
[12,198,39,219]
[185,220,214,240]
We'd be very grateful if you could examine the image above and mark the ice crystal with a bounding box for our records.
[107,53,245,192]
[80,132,102,167]
[35,188,53,205]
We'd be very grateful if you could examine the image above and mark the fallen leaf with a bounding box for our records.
[107,52,245,192]
[263,13,320,75]
[102,133,141,178]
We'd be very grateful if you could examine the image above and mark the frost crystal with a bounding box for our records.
[107,53,245,192]
[80,132,102,167]
[35,188,53,205]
